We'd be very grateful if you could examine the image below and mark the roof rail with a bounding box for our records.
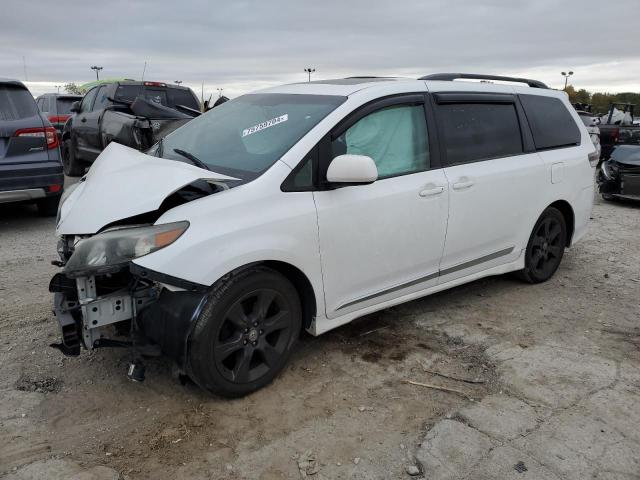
[419,73,548,89]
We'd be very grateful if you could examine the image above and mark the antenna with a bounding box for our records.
[141,61,147,82]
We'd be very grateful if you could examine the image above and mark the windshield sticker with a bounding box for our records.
[242,114,288,137]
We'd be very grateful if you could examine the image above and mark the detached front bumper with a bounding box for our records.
[49,263,207,365]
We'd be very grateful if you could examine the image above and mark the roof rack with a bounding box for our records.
[419,73,548,89]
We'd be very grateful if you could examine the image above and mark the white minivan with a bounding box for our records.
[51,74,596,396]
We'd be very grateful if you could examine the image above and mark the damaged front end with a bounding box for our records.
[49,143,238,378]
[49,225,207,376]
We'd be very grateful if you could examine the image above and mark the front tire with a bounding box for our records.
[517,207,567,284]
[62,139,85,177]
[187,266,301,397]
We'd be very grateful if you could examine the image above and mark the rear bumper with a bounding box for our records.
[0,188,46,204]
[0,160,64,200]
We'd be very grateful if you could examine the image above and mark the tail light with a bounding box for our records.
[611,128,620,143]
[143,81,166,87]
[48,184,63,193]
[14,127,59,149]
[588,150,599,168]
[48,115,71,124]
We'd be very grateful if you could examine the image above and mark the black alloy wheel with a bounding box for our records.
[188,266,301,397]
[214,288,293,383]
[518,207,567,283]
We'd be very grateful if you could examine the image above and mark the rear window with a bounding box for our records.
[0,85,38,120]
[115,85,167,106]
[520,95,581,150]
[438,103,523,165]
[56,97,80,115]
[167,88,199,109]
[114,85,199,110]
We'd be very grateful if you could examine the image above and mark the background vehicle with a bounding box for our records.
[598,103,640,160]
[577,110,601,161]
[51,74,595,397]
[0,78,63,216]
[61,80,200,176]
[597,144,640,201]
[35,93,82,136]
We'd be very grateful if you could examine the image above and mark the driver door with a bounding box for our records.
[312,95,449,318]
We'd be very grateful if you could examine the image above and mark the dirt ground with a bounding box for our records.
[1,193,638,479]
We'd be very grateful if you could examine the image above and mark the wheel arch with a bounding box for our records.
[547,200,575,246]
[213,260,318,333]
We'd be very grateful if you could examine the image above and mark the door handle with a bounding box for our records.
[419,186,444,197]
[452,179,474,190]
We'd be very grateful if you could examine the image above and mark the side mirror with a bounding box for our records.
[326,154,377,184]
[70,101,81,113]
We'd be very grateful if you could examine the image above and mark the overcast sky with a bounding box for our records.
[1,0,639,98]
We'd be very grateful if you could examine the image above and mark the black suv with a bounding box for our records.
[0,79,64,216]
[35,93,83,136]
[62,80,200,176]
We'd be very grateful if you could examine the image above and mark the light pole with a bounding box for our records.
[54,85,60,94]
[174,80,182,85]
[216,88,223,98]
[90,66,103,81]
[304,67,316,82]
[561,71,573,90]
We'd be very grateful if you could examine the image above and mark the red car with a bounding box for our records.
[35,93,83,137]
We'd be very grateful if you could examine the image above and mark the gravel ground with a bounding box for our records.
[0,193,638,479]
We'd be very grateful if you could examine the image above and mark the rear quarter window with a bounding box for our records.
[438,103,523,165]
[0,85,38,120]
[520,95,581,150]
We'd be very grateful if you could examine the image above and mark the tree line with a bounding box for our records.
[564,85,639,115]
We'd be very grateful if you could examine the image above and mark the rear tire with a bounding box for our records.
[62,140,85,177]
[601,193,615,201]
[187,266,301,397]
[517,207,567,284]
[36,195,60,217]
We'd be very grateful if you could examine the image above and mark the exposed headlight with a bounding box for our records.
[64,221,189,277]
[601,161,618,180]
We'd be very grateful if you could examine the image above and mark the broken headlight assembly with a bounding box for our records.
[64,221,189,277]
[600,161,618,180]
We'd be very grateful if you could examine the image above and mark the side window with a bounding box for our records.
[93,86,109,110]
[47,96,55,113]
[331,104,429,179]
[438,103,523,165]
[520,95,581,150]
[80,88,98,113]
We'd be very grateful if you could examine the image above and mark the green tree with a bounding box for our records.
[64,82,84,95]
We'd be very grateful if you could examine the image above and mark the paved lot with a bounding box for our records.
[0,194,638,479]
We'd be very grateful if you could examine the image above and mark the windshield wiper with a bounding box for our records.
[172,148,211,171]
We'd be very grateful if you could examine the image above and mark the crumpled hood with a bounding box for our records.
[611,145,640,166]
[56,142,238,235]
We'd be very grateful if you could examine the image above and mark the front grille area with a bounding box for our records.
[621,174,640,196]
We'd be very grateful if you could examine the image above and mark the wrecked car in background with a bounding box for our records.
[50,74,595,398]
[598,144,640,201]
[61,80,200,176]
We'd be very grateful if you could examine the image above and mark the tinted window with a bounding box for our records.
[167,88,199,109]
[56,97,80,115]
[438,103,523,165]
[0,85,38,120]
[520,95,581,150]
[331,104,429,178]
[115,85,167,106]
[80,88,98,113]
[160,93,345,180]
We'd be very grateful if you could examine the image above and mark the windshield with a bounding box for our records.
[159,93,346,180]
